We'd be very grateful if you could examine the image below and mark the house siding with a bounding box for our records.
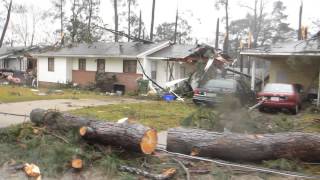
[38,56,68,83]
[269,58,320,89]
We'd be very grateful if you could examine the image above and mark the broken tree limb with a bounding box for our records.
[30,109,158,154]
[119,165,176,180]
[167,127,320,162]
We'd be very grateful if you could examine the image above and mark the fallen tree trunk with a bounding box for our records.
[30,109,157,154]
[167,127,320,162]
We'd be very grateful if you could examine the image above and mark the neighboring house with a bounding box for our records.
[33,41,213,92]
[241,35,320,105]
[0,46,40,85]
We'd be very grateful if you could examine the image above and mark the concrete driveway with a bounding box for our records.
[0,98,142,128]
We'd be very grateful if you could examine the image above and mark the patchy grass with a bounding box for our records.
[69,101,197,131]
[0,85,111,103]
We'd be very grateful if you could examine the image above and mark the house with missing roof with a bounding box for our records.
[33,41,210,92]
[0,46,41,85]
[241,35,320,105]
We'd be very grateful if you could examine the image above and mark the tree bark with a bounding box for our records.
[150,0,156,41]
[30,109,157,154]
[114,0,119,42]
[0,0,12,48]
[127,0,131,42]
[138,10,142,39]
[222,0,229,53]
[215,18,219,49]
[167,127,320,162]
[298,2,303,40]
[173,8,178,44]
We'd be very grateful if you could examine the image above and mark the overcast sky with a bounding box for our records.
[6,0,320,45]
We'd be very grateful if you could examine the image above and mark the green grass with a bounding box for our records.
[69,101,197,131]
[0,85,111,103]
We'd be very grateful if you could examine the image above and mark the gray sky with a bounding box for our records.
[6,0,320,45]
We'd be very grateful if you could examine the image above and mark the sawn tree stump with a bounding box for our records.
[167,127,320,162]
[30,109,157,154]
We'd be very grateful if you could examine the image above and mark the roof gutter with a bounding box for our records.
[32,54,139,59]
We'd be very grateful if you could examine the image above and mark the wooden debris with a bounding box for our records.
[30,109,158,154]
[119,165,176,180]
[167,127,320,162]
[24,163,41,178]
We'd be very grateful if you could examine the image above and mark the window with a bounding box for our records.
[123,60,137,73]
[48,58,54,72]
[151,61,157,80]
[78,58,86,70]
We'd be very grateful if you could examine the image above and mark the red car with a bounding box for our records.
[257,83,302,114]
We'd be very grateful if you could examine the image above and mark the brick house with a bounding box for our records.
[34,41,211,92]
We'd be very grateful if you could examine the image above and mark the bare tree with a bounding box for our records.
[298,1,303,40]
[215,18,219,49]
[0,0,13,47]
[114,0,119,42]
[138,10,142,39]
[173,8,178,44]
[215,0,229,52]
[150,0,156,41]
[51,0,66,45]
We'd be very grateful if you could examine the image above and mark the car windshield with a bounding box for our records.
[203,79,235,89]
[263,84,294,93]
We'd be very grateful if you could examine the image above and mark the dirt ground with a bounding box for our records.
[0,98,145,128]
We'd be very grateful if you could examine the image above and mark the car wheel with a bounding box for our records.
[291,105,299,115]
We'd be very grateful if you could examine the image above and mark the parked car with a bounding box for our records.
[257,83,303,114]
[192,78,254,106]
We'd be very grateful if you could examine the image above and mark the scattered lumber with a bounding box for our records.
[167,127,320,162]
[119,165,176,180]
[30,109,158,154]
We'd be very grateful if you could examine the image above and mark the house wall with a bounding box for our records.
[38,57,68,84]
[148,59,195,87]
[0,58,27,71]
[70,57,142,91]
[269,58,320,90]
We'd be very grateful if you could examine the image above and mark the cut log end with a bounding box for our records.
[71,159,83,169]
[79,127,87,136]
[140,129,158,154]
[79,126,94,137]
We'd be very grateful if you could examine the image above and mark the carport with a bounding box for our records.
[241,37,320,106]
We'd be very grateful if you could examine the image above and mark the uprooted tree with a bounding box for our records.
[30,109,158,154]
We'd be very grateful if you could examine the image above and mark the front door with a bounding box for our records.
[97,59,105,73]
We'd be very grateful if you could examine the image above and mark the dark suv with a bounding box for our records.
[192,78,254,106]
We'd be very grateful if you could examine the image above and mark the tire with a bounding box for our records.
[291,105,299,115]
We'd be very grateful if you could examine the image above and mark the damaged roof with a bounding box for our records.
[35,42,161,58]
[147,44,197,59]
[241,35,320,57]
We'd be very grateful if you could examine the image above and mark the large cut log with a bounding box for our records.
[30,109,157,154]
[167,127,320,162]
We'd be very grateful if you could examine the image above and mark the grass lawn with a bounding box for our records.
[69,101,198,131]
[0,85,110,103]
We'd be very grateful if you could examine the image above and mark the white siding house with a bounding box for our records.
[34,42,210,91]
